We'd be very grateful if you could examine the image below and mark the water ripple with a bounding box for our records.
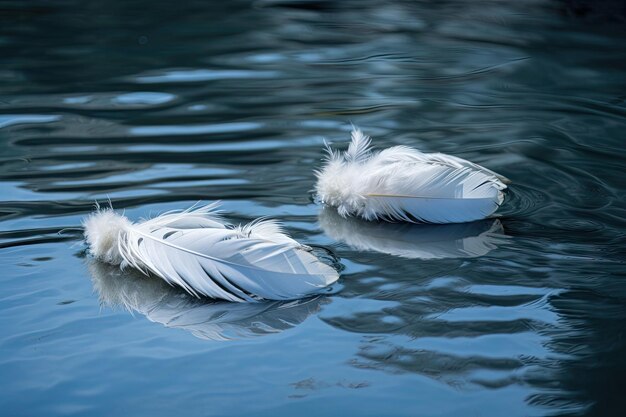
[0,114,61,128]
[132,69,281,84]
[129,121,262,136]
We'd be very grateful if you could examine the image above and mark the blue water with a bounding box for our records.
[1,1,625,416]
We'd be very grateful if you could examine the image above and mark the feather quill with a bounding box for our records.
[315,128,509,224]
[83,203,339,302]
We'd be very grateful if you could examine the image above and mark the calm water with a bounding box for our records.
[1,1,625,416]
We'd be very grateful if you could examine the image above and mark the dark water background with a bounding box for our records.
[1,1,625,416]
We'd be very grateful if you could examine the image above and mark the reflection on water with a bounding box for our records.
[319,207,510,259]
[88,261,325,341]
[1,0,626,416]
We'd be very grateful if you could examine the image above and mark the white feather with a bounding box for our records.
[319,207,510,259]
[88,261,325,341]
[83,203,339,302]
[315,128,508,224]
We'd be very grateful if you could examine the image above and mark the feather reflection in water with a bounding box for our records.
[88,261,326,341]
[319,207,510,259]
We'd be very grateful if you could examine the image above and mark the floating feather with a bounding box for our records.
[88,261,325,341]
[315,129,509,224]
[83,203,339,302]
[319,207,509,259]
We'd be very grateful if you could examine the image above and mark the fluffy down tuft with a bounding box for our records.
[83,209,132,265]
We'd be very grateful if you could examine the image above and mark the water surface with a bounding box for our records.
[1,1,626,416]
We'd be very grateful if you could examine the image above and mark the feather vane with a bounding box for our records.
[315,128,508,224]
[83,204,339,302]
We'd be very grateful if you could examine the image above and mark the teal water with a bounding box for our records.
[1,1,625,416]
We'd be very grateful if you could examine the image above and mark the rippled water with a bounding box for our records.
[2,1,626,416]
